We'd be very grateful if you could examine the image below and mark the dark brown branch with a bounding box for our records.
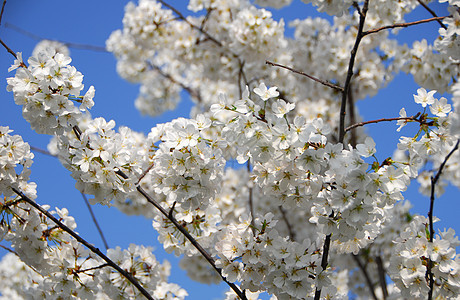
[11,187,154,300]
[416,0,447,29]
[278,206,296,242]
[352,254,378,300]
[376,256,388,299]
[136,163,155,185]
[0,244,15,255]
[200,7,214,31]
[247,162,255,235]
[339,0,369,143]
[427,138,460,300]
[5,22,108,52]
[314,232,332,300]
[345,113,422,132]
[81,193,109,251]
[0,38,17,58]
[74,263,109,274]
[265,60,343,92]
[316,2,369,300]
[135,185,248,300]
[347,84,357,147]
[0,0,6,25]
[362,16,448,37]
[73,125,82,140]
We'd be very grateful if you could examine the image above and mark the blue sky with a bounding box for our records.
[1,1,458,299]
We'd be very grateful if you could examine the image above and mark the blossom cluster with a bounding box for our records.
[1,193,184,299]
[6,50,94,135]
[389,216,460,299]
[2,0,460,299]
[0,127,35,199]
[0,127,187,299]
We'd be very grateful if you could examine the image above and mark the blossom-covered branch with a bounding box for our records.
[427,138,460,299]
[11,187,155,300]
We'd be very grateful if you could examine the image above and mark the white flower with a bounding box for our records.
[8,52,23,72]
[396,108,407,132]
[429,97,451,117]
[356,137,376,157]
[253,83,279,101]
[413,88,436,107]
[272,99,295,118]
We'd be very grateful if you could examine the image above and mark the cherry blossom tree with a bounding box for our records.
[1,0,460,299]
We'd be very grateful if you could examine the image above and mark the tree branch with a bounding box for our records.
[345,113,422,132]
[147,61,203,103]
[278,206,296,242]
[11,187,155,300]
[265,60,343,92]
[362,16,448,37]
[427,138,459,299]
[247,161,255,235]
[5,22,108,52]
[81,192,109,251]
[135,185,248,300]
[416,0,447,29]
[347,84,357,147]
[339,0,369,143]
[376,255,388,299]
[157,0,224,48]
[0,245,43,276]
[352,254,378,300]
[316,2,369,300]
[0,0,6,26]
[0,38,17,59]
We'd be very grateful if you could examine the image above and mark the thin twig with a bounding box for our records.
[157,0,224,48]
[345,113,422,132]
[362,16,448,36]
[74,263,109,274]
[147,61,203,103]
[158,0,249,109]
[416,0,447,29]
[0,245,43,276]
[376,256,388,299]
[11,187,154,300]
[81,193,109,251]
[136,163,155,185]
[352,254,378,300]
[265,60,343,92]
[427,138,460,300]
[200,7,214,30]
[0,38,17,58]
[5,22,108,52]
